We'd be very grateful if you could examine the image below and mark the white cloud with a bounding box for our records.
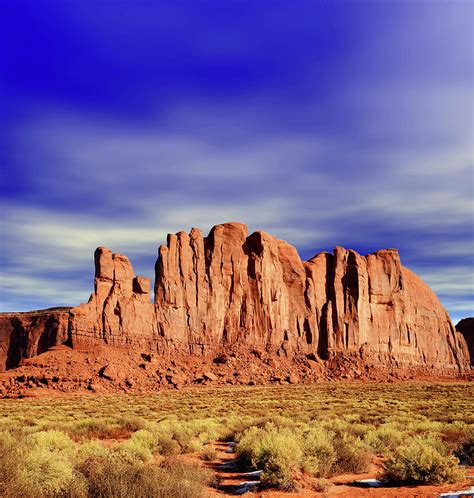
[2,101,473,317]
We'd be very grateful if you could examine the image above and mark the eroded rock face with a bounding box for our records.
[154,223,317,355]
[0,222,470,376]
[154,224,469,373]
[456,318,474,366]
[0,308,70,370]
[69,247,156,349]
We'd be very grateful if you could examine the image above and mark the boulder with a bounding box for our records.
[203,372,218,381]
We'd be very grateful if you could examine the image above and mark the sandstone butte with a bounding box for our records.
[0,222,471,391]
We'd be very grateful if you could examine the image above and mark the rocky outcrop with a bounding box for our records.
[70,247,156,348]
[456,318,474,366]
[0,222,470,377]
[0,308,70,370]
[154,223,317,355]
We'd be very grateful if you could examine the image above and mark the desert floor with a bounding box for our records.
[0,382,473,497]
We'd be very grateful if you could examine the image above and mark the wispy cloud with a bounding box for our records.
[1,1,472,322]
[2,102,472,321]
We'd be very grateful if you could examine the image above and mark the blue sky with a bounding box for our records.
[1,1,473,322]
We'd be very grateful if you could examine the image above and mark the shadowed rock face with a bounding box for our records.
[0,308,70,370]
[0,222,470,375]
[456,318,474,366]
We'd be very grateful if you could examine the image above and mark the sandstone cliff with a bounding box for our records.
[0,222,470,378]
[456,318,474,366]
[0,308,70,371]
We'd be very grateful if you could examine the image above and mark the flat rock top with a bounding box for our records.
[0,307,72,317]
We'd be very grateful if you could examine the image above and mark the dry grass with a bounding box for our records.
[0,381,471,494]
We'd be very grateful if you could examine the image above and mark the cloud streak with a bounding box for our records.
[1,1,472,324]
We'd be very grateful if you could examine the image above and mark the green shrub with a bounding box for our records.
[13,447,77,497]
[313,478,331,492]
[151,420,195,453]
[1,430,83,497]
[260,457,296,491]
[236,425,302,489]
[454,427,474,465]
[70,418,115,439]
[202,446,218,461]
[27,430,76,456]
[154,434,181,456]
[116,416,147,433]
[76,440,109,463]
[0,431,22,495]
[114,436,153,463]
[365,424,405,456]
[301,427,336,477]
[331,432,371,474]
[383,436,464,484]
[76,455,210,498]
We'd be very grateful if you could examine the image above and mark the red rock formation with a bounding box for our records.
[70,247,156,348]
[0,222,470,378]
[0,308,70,370]
[154,223,317,355]
[456,318,474,366]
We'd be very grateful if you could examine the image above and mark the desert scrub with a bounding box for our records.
[455,426,474,465]
[0,431,21,495]
[7,431,81,497]
[365,424,405,456]
[76,455,211,498]
[383,435,464,484]
[301,427,336,477]
[151,419,198,453]
[331,432,372,474]
[313,478,331,492]
[236,424,302,489]
[116,415,147,433]
[202,446,218,461]
[68,418,118,440]
[114,430,154,462]
[147,419,204,454]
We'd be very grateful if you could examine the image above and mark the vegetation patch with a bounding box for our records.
[0,382,471,495]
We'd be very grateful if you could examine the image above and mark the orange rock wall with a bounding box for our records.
[0,222,470,374]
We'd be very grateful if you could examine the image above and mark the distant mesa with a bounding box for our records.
[0,222,471,393]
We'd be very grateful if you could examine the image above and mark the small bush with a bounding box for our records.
[27,430,76,455]
[313,478,331,492]
[114,436,153,462]
[202,446,218,461]
[116,416,147,433]
[76,440,109,463]
[69,418,115,439]
[0,431,22,495]
[331,432,371,474]
[454,427,474,465]
[76,455,210,498]
[260,458,296,491]
[365,424,405,456]
[383,436,464,484]
[301,427,336,477]
[13,447,77,497]
[151,420,195,453]
[236,425,302,489]
[155,434,181,456]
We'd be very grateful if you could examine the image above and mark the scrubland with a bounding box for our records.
[0,382,472,496]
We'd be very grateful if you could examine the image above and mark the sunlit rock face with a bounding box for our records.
[0,222,470,376]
